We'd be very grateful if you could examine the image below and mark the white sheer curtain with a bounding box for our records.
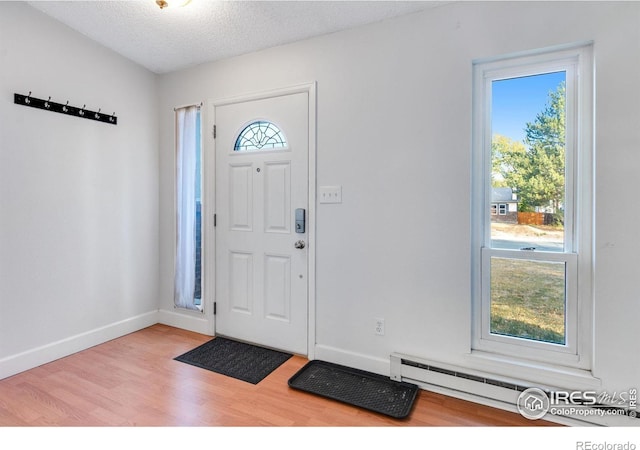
[174,105,199,310]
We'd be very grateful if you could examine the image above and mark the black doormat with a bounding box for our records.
[174,337,292,384]
[288,360,419,419]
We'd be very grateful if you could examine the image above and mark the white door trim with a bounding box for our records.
[205,82,316,358]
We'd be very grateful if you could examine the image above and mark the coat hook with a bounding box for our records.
[44,96,51,109]
[63,101,69,113]
[25,91,32,104]
[95,108,101,119]
[79,104,85,116]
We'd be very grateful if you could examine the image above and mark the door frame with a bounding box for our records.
[204,82,317,358]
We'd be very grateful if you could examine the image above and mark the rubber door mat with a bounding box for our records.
[288,360,418,419]
[175,336,292,384]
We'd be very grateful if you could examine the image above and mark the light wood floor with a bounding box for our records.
[0,324,557,426]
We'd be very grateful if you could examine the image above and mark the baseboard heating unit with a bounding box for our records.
[390,353,533,406]
[389,352,639,426]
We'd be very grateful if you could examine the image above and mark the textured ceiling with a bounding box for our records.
[27,1,446,74]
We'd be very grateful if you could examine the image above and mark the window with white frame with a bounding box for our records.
[174,105,203,311]
[471,44,593,370]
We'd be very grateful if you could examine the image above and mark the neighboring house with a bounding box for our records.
[491,187,518,223]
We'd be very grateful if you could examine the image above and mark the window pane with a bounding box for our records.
[490,72,566,252]
[490,257,566,345]
[194,110,202,305]
[234,121,287,151]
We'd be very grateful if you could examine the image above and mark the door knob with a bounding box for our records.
[294,240,306,249]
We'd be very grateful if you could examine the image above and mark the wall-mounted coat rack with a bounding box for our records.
[14,92,117,125]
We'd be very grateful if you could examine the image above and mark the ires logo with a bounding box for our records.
[517,388,638,420]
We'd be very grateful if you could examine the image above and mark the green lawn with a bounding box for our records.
[490,257,566,344]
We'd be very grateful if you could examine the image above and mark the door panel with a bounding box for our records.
[264,254,291,321]
[229,163,253,231]
[264,161,291,233]
[229,251,253,313]
[214,92,308,355]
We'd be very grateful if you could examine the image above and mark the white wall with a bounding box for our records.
[1,0,638,425]
[158,0,640,410]
[0,3,159,377]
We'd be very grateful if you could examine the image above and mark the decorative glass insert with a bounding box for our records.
[234,121,287,151]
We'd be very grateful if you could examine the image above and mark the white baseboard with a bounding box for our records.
[0,311,159,380]
[158,307,213,336]
[313,343,391,377]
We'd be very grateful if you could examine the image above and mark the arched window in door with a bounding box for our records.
[234,120,288,151]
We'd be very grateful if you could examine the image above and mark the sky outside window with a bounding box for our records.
[492,71,565,144]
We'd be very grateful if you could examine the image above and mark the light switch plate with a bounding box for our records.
[319,185,342,204]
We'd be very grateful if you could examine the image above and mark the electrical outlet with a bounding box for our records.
[375,318,385,336]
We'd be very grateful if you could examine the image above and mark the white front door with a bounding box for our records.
[214,91,309,355]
